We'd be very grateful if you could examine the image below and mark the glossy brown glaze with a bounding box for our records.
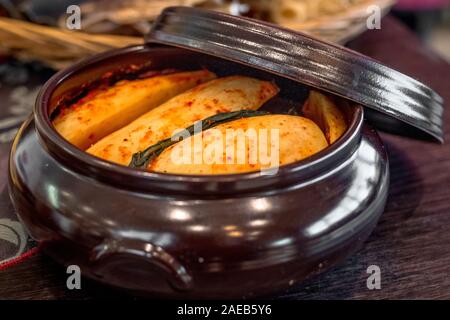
[8,45,389,298]
[150,7,444,142]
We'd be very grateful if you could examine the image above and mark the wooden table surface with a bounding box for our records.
[0,16,449,300]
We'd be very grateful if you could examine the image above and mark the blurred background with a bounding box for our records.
[0,0,449,69]
[393,0,450,61]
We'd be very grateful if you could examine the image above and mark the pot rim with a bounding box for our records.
[34,44,365,194]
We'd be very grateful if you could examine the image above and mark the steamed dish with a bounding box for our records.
[86,75,279,165]
[149,114,328,174]
[52,69,348,175]
[302,90,347,144]
[53,70,215,150]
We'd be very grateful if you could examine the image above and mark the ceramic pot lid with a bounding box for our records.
[145,6,444,142]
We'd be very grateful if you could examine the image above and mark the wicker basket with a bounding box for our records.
[0,0,395,69]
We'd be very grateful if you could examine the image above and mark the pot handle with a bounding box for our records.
[90,239,193,291]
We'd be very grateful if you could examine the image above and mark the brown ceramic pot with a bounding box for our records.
[8,44,389,298]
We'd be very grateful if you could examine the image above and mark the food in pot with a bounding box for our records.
[148,113,328,174]
[53,67,348,175]
[302,90,347,144]
[53,70,216,149]
[130,90,347,175]
[86,75,279,165]
[129,110,270,169]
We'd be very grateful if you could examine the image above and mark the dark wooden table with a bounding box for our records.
[0,16,449,300]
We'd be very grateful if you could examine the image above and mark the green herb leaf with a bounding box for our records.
[129,110,269,169]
